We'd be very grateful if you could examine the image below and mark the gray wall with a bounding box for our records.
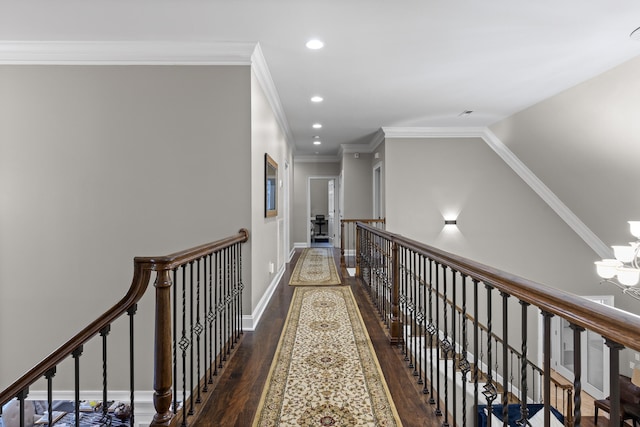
[0,65,252,389]
[385,136,603,368]
[310,179,330,218]
[291,161,340,245]
[491,55,640,255]
[342,152,373,219]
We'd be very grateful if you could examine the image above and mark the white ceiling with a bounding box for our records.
[2,0,640,157]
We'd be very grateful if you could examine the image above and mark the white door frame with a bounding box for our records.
[373,161,383,219]
[284,161,290,260]
[307,175,339,247]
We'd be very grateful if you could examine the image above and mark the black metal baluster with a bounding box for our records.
[188,261,195,416]
[195,259,202,404]
[442,265,450,427]
[402,247,409,360]
[233,243,239,342]
[100,325,111,424]
[128,304,137,427]
[17,389,28,427]
[72,346,83,427]
[217,250,223,370]
[542,311,558,427]
[411,251,418,375]
[501,292,510,427]
[459,274,471,427]
[417,253,425,387]
[208,254,215,383]
[414,251,420,378]
[483,285,497,422]
[230,244,236,347]
[452,269,458,427]
[213,251,219,374]
[473,279,480,427]
[570,323,584,427]
[518,301,531,426]
[180,265,188,426]
[428,259,436,405]
[225,248,233,360]
[172,268,178,415]
[435,261,442,416]
[203,256,209,393]
[509,350,515,407]
[605,339,624,427]
[239,242,245,337]
[45,368,56,427]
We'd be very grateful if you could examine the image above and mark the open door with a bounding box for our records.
[328,179,335,246]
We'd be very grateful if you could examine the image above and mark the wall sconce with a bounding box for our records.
[444,219,457,226]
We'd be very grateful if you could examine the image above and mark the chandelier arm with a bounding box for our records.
[633,242,640,270]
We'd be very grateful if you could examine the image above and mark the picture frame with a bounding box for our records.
[265,153,278,217]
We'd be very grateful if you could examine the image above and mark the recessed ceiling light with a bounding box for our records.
[313,140,322,145]
[631,27,640,40]
[313,135,321,139]
[311,96,324,103]
[312,123,322,129]
[459,110,473,116]
[306,39,324,50]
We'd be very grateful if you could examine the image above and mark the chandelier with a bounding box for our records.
[595,221,640,300]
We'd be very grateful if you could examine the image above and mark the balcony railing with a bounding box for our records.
[0,229,249,427]
[356,221,640,427]
[340,218,385,274]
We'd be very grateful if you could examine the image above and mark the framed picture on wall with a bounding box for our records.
[265,153,278,217]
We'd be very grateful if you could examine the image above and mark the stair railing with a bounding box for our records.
[340,218,385,274]
[0,229,249,427]
[357,221,640,427]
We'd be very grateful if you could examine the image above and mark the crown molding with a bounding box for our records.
[382,126,487,139]
[294,155,340,163]
[479,128,612,259]
[250,43,295,151]
[383,125,611,259]
[337,129,386,157]
[0,40,257,64]
[340,144,372,155]
[0,40,297,156]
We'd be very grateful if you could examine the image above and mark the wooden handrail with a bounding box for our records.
[0,228,250,418]
[358,221,640,352]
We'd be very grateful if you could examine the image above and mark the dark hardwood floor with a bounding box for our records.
[197,248,439,426]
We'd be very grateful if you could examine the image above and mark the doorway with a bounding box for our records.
[307,176,339,247]
[373,162,383,219]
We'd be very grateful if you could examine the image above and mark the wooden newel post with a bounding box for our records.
[150,268,173,427]
[389,240,402,344]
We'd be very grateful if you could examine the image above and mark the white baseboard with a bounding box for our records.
[26,390,155,427]
[242,263,285,331]
[293,242,308,249]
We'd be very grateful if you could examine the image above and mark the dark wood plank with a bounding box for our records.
[197,248,439,426]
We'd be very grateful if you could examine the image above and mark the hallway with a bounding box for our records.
[197,248,437,426]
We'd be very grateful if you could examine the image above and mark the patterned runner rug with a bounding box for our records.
[288,248,342,286]
[252,286,402,426]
